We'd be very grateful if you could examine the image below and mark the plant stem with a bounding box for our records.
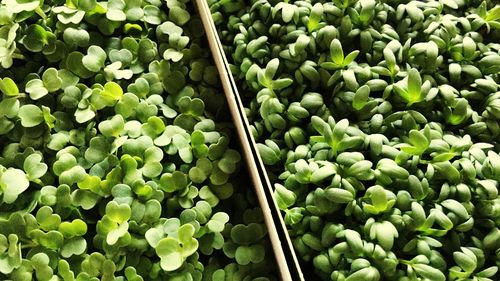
[12,53,25,60]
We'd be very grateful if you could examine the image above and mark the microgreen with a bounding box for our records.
[211,0,500,280]
[0,0,277,280]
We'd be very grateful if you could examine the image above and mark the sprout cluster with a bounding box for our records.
[210,0,500,280]
[0,0,277,280]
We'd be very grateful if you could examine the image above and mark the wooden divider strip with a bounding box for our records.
[194,1,304,280]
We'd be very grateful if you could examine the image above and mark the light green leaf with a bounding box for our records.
[18,104,43,127]
[324,188,353,203]
[353,85,370,110]
[413,263,445,281]
[330,39,344,65]
[274,184,297,209]
[407,68,422,104]
[25,79,48,100]
[0,169,29,204]
[42,68,62,92]
[207,212,229,233]
[23,154,48,181]
[82,45,106,72]
[0,77,19,96]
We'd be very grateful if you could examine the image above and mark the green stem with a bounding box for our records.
[21,242,38,249]
[19,238,38,249]
[11,53,25,60]
[399,259,412,265]
[35,7,47,20]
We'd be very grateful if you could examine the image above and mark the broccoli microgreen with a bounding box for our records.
[0,0,278,280]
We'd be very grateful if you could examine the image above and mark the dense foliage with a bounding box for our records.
[0,0,278,280]
[209,0,500,280]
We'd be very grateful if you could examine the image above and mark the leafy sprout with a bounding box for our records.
[211,0,500,280]
[0,0,277,280]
